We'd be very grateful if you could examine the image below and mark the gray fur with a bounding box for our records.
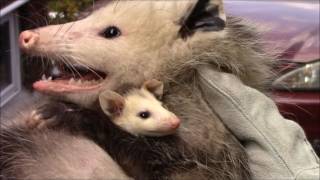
[0,125,131,180]
[160,16,274,91]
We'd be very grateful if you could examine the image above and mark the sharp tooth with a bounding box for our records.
[77,80,82,85]
[48,76,52,81]
[69,78,75,84]
[42,74,46,80]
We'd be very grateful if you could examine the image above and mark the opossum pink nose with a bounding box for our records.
[19,30,39,51]
[169,117,180,129]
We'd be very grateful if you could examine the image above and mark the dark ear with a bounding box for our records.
[142,79,164,99]
[99,91,125,117]
[179,0,226,39]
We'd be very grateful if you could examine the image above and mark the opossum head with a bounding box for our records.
[19,0,230,107]
[99,79,180,137]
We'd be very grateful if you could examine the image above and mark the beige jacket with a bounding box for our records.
[197,66,320,180]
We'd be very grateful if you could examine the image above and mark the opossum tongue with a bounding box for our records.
[33,63,106,93]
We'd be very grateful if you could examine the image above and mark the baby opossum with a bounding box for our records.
[3,0,275,179]
[99,79,180,137]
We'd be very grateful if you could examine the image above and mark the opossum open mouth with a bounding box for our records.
[33,62,107,94]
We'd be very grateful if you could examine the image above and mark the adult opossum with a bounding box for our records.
[2,0,274,179]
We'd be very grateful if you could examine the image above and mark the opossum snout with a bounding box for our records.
[19,30,39,51]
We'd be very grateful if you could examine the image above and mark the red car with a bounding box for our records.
[225,0,320,150]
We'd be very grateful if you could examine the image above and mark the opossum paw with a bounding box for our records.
[26,103,62,129]
[26,110,47,129]
[26,102,79,129]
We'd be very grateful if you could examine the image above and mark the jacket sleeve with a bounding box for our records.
[197,66,320,180]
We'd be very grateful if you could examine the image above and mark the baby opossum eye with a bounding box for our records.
[138,111,150,119]
[103,26,121,39]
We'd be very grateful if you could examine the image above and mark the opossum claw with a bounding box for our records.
[26,102,78,129]
[25,110,45,129]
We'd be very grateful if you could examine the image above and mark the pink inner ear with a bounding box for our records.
[114,106,123,117]
[110,99,124,117]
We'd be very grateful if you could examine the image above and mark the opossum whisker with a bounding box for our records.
[31,7,49,26]
[113,0,121,12]
[13,13,39,28]
[59,56,77,78]
[45,52,52,71]
[27,0,51,17]
[92,0,95,10]
[62,22,76,37]
[61,55,83,79]
[40,54,46,75]
[42,51,52,76]
[44,15,50,26]
[287,101,313,117]
[53,24,64,38]
[76,62,103,80]
[278,110,296,120]
[69,55,105,80]
[23,4,46,26]
[272,81,292,92]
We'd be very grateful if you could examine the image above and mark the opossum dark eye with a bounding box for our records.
[103,26,121,39]
[138,111,150,119]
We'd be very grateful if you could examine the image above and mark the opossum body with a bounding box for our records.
[16,101,248,180]
[19,81,246,180]
[99,79,180,137]
[0,124,131,180]
[4,0,275,179]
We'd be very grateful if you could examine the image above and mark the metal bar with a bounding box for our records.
[0,0,29,17]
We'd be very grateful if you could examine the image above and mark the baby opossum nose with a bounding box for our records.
[19,30,39,51]
[169,117,180,129]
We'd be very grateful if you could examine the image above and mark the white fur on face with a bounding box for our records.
[33,1,193,75]
[113,89,178,137]
[25,0,231,107]
[27,1,192,105]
